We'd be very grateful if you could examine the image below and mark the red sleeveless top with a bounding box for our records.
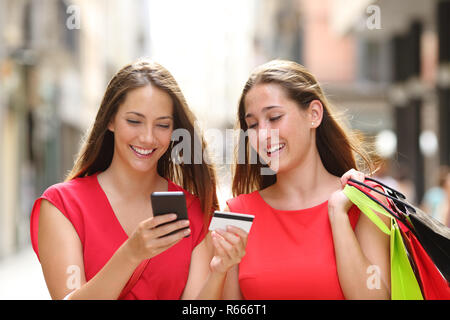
[227,191,361,300]
[30,173,207,300]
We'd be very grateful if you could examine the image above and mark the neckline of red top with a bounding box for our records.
[255,191,329,214]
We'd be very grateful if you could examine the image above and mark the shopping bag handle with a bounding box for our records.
[344,180,417,237]
[348,178,416,214]
[364,176,406,200]
[343,184,392,235]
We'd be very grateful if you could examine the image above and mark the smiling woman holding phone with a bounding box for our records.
[29,59,248,300]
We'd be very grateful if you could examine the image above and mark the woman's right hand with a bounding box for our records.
[124,214,191,263]
[209,226,248,274]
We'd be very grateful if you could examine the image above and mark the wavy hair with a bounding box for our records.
[67,60,218,215]
[232,60,373,196]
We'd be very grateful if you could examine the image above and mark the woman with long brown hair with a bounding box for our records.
[222,60,391,299]
[30,59,247,299]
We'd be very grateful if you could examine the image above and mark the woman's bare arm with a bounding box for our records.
[328,170,391,300]
[38,199,188,299]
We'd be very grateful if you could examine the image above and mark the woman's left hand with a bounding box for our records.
[209,226,248,275]
[328,168,366,215]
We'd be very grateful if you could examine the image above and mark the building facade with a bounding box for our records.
[0,0,152,259]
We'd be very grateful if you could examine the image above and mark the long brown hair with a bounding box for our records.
[232,59,373,196]
[67,59,218,215]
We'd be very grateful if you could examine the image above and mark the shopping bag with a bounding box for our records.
[348,177,450,283]
[398,220,450,299]
[343,184,423,300]
[391,219,424,299]
[345,178,450,299]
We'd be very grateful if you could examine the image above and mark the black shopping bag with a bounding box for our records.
[348,177,450,283]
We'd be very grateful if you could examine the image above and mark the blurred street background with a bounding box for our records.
[0,0,449,299]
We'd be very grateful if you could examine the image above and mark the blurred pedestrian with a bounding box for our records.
[392,166,416,204]
[373,159,417,203]
[422,166,449,224]
[29,60,247,300]
[222,60,390,300]
[372,157,400,190]
[441,170,450,227]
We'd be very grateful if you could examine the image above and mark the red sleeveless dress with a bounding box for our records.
[227,191,361,300]
[30,173,207,300]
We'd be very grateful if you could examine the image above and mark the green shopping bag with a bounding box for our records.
[343,184,423,300]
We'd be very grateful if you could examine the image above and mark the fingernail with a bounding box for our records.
[184,229,191,235]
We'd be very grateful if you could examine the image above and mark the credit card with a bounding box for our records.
[208,211,255,233]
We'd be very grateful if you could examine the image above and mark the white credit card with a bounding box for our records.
[208,211,255,233]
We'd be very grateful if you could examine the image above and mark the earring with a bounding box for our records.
[311,122,315,126]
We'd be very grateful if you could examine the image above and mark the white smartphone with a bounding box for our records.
[208,211,255,233]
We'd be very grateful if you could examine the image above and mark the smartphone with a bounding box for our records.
[151,191,190,237]
[208,211,255,233]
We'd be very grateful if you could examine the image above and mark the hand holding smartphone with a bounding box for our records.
[151,191,190,237]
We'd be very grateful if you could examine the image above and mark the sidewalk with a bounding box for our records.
[0,246,50,300]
